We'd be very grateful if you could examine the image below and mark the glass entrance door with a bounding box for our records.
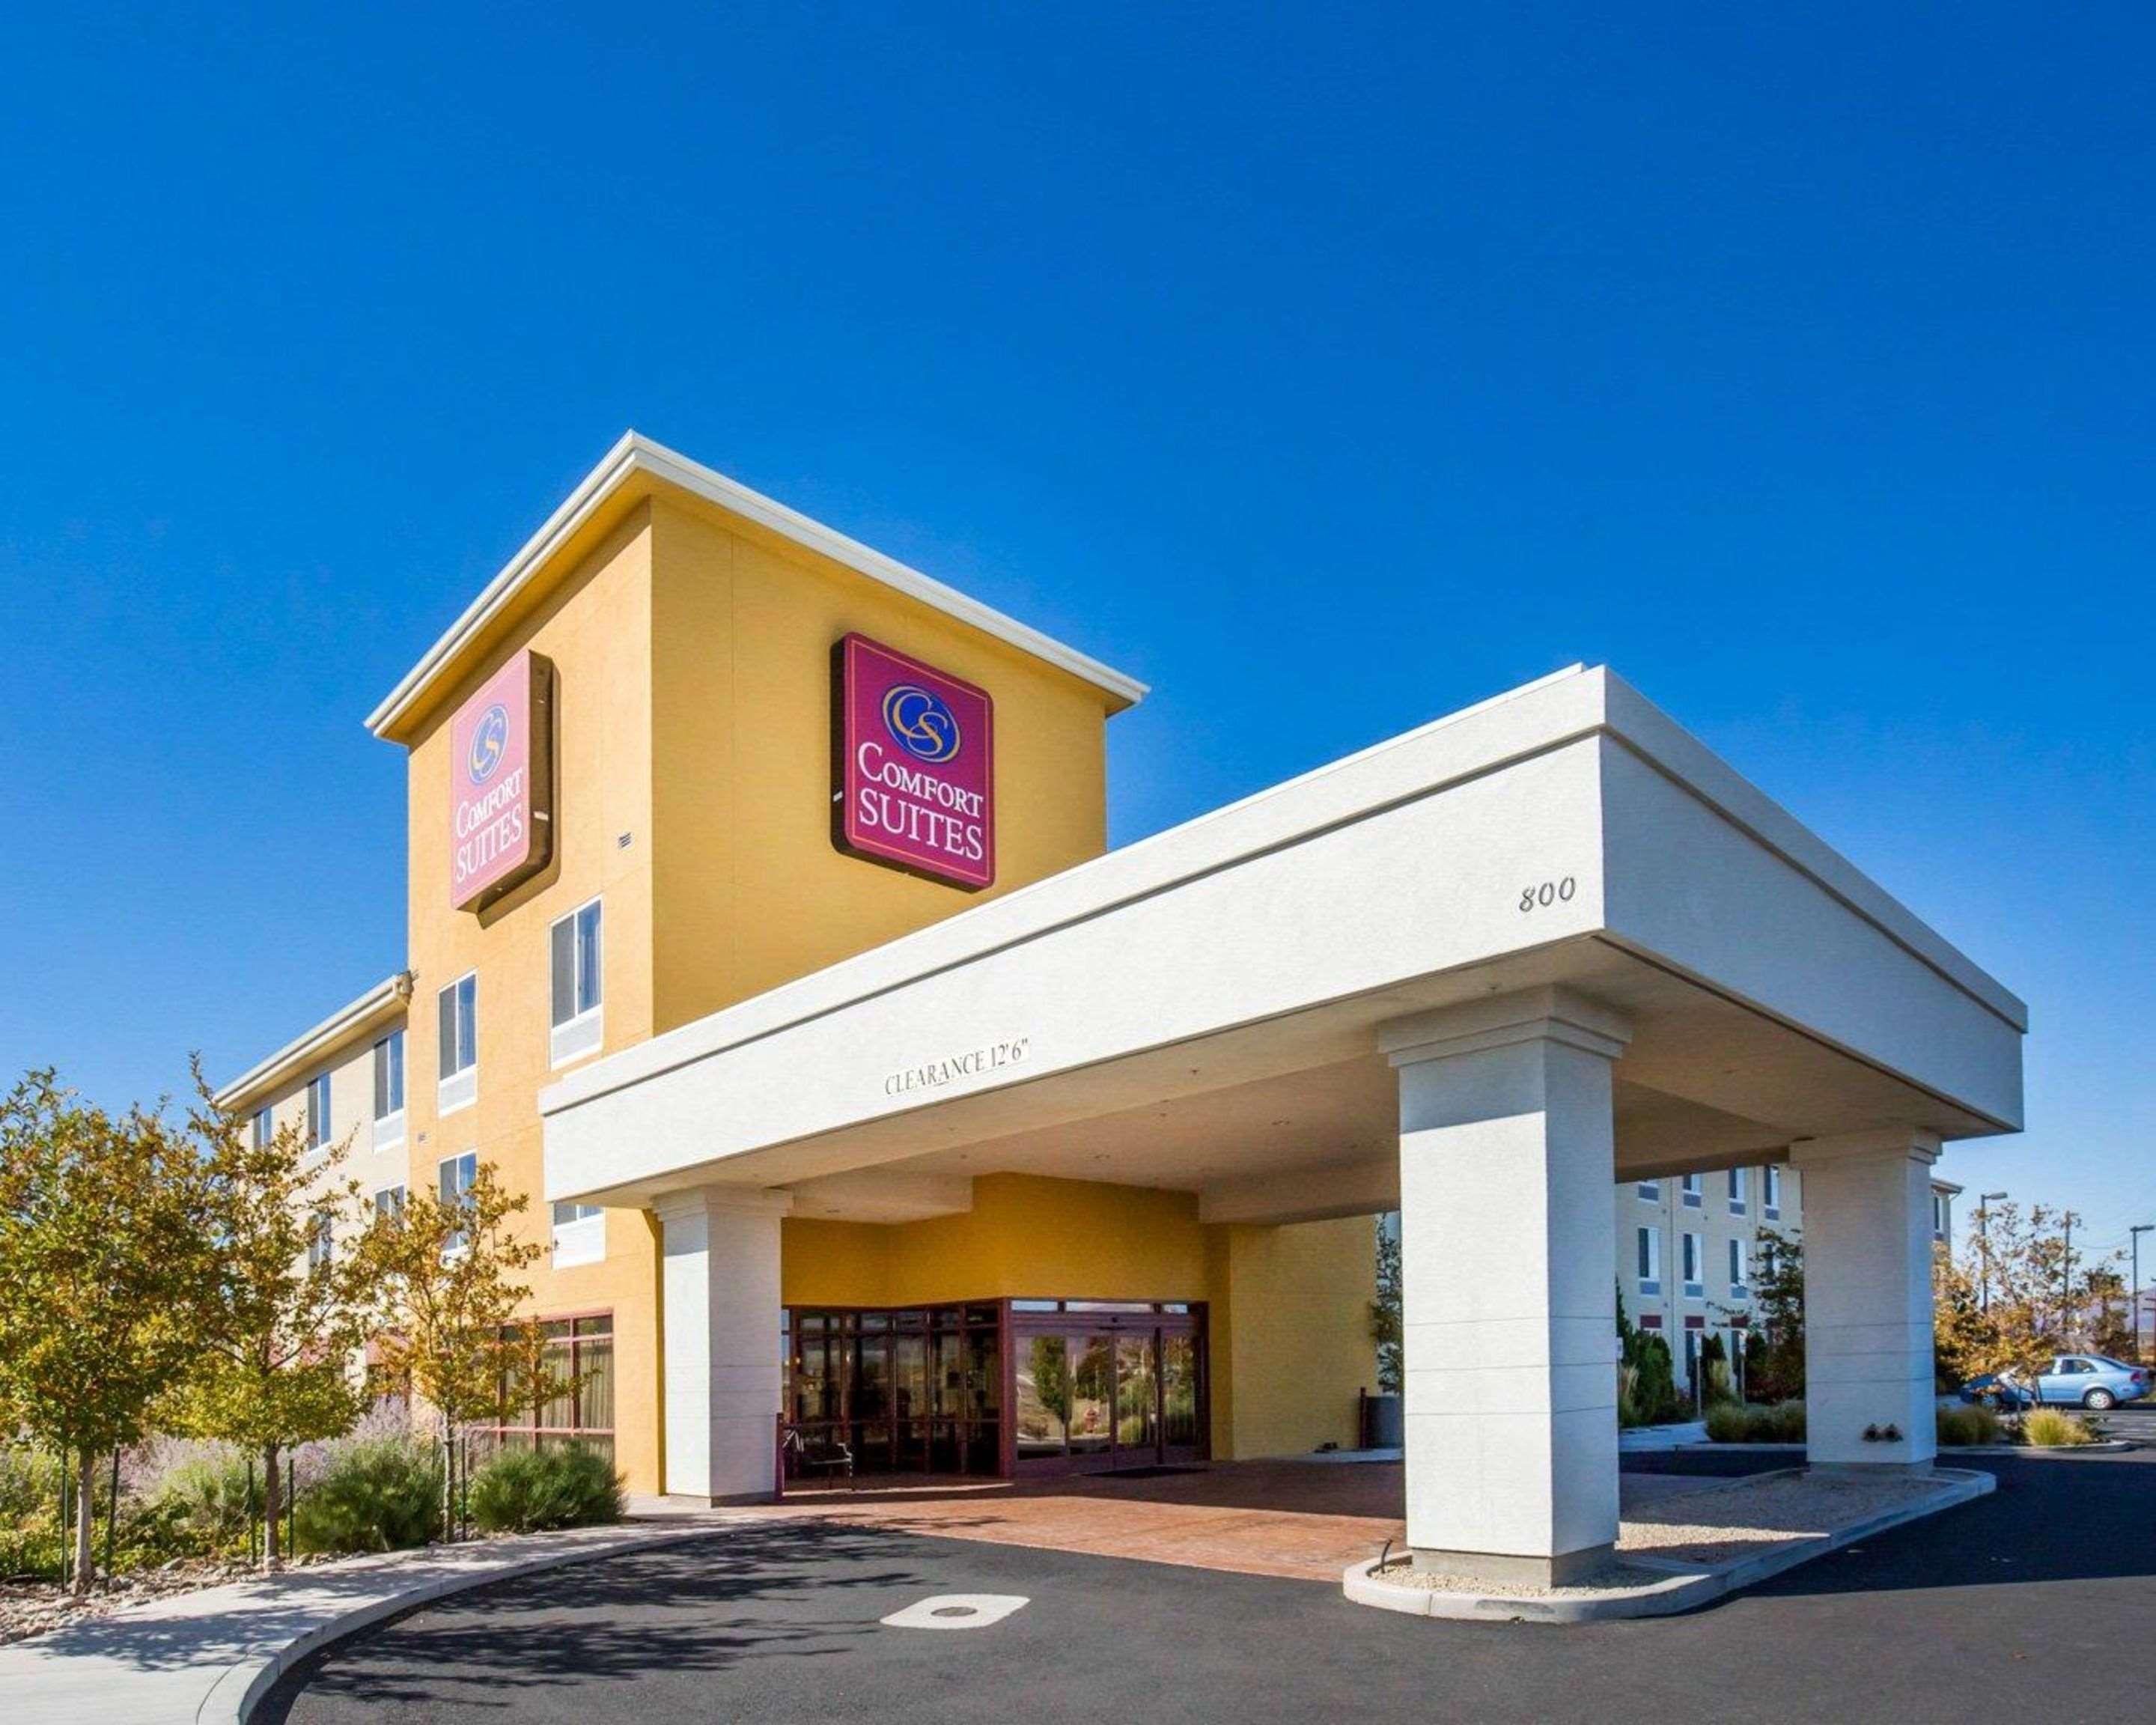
[1008,1303,1206,1476]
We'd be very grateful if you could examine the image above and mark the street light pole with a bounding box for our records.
[2133,1224,2154,1365]
[1978,1192,2008,1313]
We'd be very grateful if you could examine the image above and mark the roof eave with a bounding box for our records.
[213,971,414,1113]
[365,432,1149,742]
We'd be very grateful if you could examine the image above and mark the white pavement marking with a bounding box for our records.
[880,1594,1030,1630]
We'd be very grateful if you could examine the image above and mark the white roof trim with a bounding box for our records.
[213,973,413,1112]
[365,431,1148,737]
[541,665,2025,1123]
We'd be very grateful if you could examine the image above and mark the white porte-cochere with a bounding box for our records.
[540,666,2024,1572]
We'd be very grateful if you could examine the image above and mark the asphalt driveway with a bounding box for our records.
[261,1449,2156,1725]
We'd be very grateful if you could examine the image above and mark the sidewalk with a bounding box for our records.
[0,1518,749,1725]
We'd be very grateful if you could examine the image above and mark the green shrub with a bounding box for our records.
[1705,1399,1806,1443]
[2021,1408,2095,1449]
[469,1445,623,1535]
[1937,1404,2002,1447]
[152,1453,257,1555]
[294,1439,442,1554]
[1620,1332,1686,1426]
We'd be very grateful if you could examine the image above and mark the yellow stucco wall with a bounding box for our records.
[646,497,1112,1031]
[1213,1217,1378,1458]
[398,506,666,1494]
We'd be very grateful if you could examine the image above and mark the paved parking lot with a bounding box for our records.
[262,1449,2156,1725]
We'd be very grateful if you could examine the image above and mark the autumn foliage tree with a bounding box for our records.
[0,1073,218,1594]
[346,1161,564,1539]
[1934,1200,2118,1387]
[159,1062,382,1569]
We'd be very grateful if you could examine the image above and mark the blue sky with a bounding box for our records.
[1,7,2149,1257]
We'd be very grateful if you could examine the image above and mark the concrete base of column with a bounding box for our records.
[1412,1542,1616,1587]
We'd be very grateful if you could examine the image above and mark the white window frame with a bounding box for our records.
[550,1199,606,1268]
[439,1151,478,1256]
[1680,1172,1703,1209]
[1729,1167,1748,1216]
[1931,1192,1949,1241]
[1762,1163,1782,1220]
[373,1030,406,1149]
[252,1106,272,1150]
[1682,1231,1705,1299]
[549,898,605,1069]
[374,1184,406,1222]
[1636,1180,1660,1202]
[438,973,478,1116]
[1729,1237,1749,1297]
[1636,1226,1661,1296]
[305,1071,332,1159]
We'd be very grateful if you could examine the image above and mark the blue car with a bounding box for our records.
[1960,1357,2151,1411]
[2031,1354,2150,1411]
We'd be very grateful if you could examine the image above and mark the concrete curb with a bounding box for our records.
[1948,1440,2134,1456]
[207,1523,743,1725]
[1342,1467,1996,1624]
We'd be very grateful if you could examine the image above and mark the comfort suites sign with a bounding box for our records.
[833,633,995,890]
[450,649,555,910]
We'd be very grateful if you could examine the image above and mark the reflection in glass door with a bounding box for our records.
[1015,1334,1069,1461]
[1068,1336,1114,1458]
[1115,1333,1159,1458]
[1162,1331,1199,1460]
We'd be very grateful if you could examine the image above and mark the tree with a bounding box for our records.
[159,1062,382,1569]
[1934,1201,2116,1387]
[0,1073,217,1594]
[1749,1227,1805,1402]
[346,1162,555,1538]
[1369,1221,1402,1394]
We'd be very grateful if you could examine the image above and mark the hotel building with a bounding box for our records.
[218,433,2023,1586]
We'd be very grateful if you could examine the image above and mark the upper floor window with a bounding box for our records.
[1762,1164,1782,1219]
[306,1211,334,1273]
[1729,1237,1749,1296]
[1681,1232,1705,1297]
[549,899,604,1067]
[439,1151,478,1256]
[374,1030,406,1131]
[1729,1167,1748,1216]
[252,1107,272,1150]
[374,1184,406,1222]
[1680,1173,1702,1209]
[438,974,478,1114]
[1636,1226,1662,1295]
[1931,1191,1949,1242]
[305,1072,332,1155]
[1636,1180,1660,1202]
[551,1199,605,1268]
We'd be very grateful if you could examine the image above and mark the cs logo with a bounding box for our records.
[469,704,510,784]
[882,684,961,763]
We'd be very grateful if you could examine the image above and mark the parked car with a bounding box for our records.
[1958,1358,2150,1410]
[2031,1355,2151,1410]
[1958,1372,2033,1410]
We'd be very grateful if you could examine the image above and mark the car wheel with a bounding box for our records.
[2084,1389,2116,1411]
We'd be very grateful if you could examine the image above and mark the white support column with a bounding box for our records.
[656,1187,791,1503]
[1790,1130,1940,1469]
[1380,986,1630,1587]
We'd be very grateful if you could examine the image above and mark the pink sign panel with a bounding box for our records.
[834,633,995,890]
[449,650,554,910]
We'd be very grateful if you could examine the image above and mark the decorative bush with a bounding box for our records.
[1621,1332,1687,1426]
[1705,1399,1806,1443]
[468,1444,624,1535]
[1937,1404,2003,1446]
[293,1438,442,1554]
[152,1452,258,1554]
[2020,1408,2095,1449]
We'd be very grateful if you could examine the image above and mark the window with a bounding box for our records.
[1679,1172,1702,1208]
[471,1312,616,1466]
[306,1211,334,1272]
[1759,1238,1779,1283]
[305,1072,332,1155]
[1729,1168,1748,1216]
[373,1030,406,1140]
[252,1107,272,1150]
[438,974,478,1113]
[1931,1191,1949,1242]
[1636,1226,1661,1295]
[1681,1232,1705,1298]
[549,900,604,1066]
[374,1184,406,1221]
[1762,1165,1782,1220]
[1636,1180,1660,1202]
[1729,1238,1749,1297]
[439,1151,478,1255]
[551,1199,605,1268]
